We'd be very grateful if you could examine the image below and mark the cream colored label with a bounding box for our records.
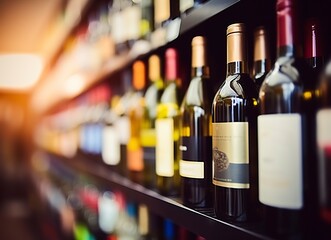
[102,126,120,165]
[138,205,149,235]
[115,116,130,144]
[317,109,331,147]
[258,114,303,209]
[179,160,204,179]
[212,122,249,189]
[156,118,174,177]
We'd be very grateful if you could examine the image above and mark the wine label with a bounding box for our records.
[138,205,149,235]
[123,5,141,40]
[180,160,204,179]
[115,116,130,144]
[156,118,174,177]
[258,114,303,209]
[179,136,212,179]
[102,126,120,165]
[212,122,249,189]
[317,109,331,207]
[111,11,126,44]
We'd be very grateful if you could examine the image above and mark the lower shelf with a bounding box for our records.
[43,150,273,240]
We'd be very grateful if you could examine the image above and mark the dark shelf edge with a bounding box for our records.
[44,150,273,240]
[179,0,240,34]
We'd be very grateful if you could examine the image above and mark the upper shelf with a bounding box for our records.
[44,150,273,240]
[30,0,240,115]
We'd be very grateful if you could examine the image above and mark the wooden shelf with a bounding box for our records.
[44,150,274,240]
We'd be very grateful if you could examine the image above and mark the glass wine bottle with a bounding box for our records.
[180,36,213,209]
[212,23,259,222]
[258,0,315,237]
[156,48,181,196]
[141,55,164,189]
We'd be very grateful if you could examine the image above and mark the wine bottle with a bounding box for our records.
[127,61,146,184]
[141,55,164,189]
[304,18,324,72]
[317,61,331,228]
[252,26,271,90]
[156,48,181,196]
[303,17,325,230]
[180,36,213,208]
[258,0,315,237]
[113,70,135,177]
[212,23,259,222]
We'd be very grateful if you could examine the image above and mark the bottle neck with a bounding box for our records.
[304,18,324,69]
[191,66,209,78]
[254,59,269,75]
[277,3,301,58]
[227,61,248,75]
[226,28,247,75]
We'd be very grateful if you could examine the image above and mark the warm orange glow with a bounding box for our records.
[0,54,43,90]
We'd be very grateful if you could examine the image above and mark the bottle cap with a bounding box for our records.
[226,23,246,63]
[192,36,207,68]
[148,54,161,82]
[133,61,146,90]
[165,48,178,81]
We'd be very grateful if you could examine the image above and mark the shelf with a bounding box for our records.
[31,0,240,115]
[43,150,273,240]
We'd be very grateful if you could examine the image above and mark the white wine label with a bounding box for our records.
[317,109,331,147]
[123,5,141,40]
[180,160,204,178]
[138,205,149,235]
[102,126,120,165]
[156,118,174,177]
[212,122,249,189]
[115,116,130,144]
[111,11,126,43]
[316,109,331,206]
[179,136,211,179]
[258,113,303,209]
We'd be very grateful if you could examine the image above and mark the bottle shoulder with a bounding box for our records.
[214,73,258,101]
[261,56,311,90]
[181,76,212,109]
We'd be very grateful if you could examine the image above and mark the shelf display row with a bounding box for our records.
[33,0,331,239]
